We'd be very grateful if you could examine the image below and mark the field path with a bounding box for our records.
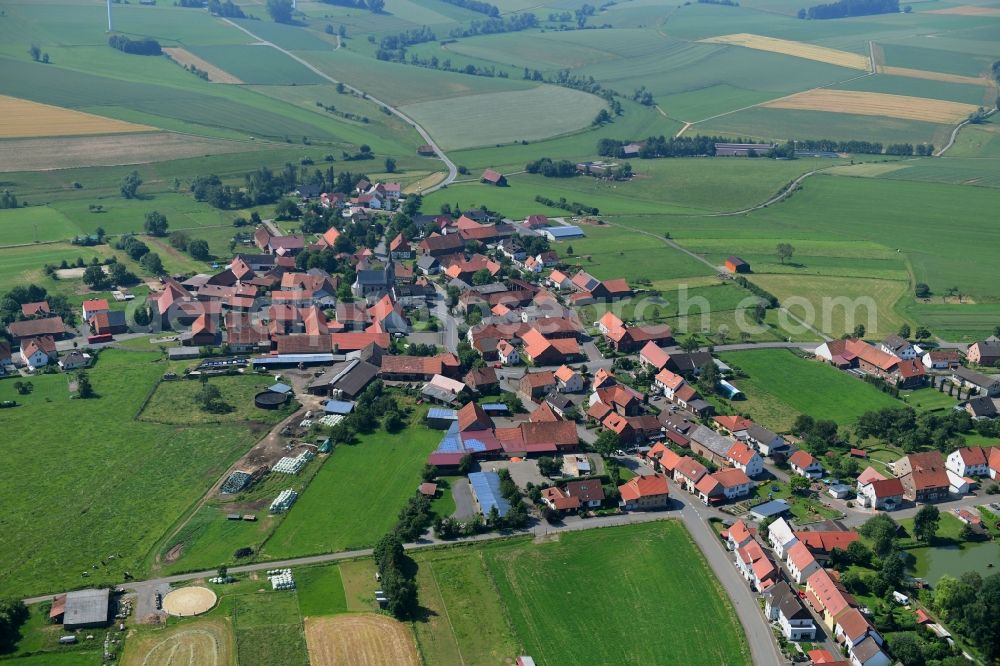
[219,18,457,194]
[600,214,832,340]
[937,107,997,156]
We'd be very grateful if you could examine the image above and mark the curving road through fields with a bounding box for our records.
[220,18,457,194]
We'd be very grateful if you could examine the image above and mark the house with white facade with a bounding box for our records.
[767,517,798,559]
[946,446,991,478]
[785,541,821,584]
[789,450,823,479]
[497,339,520,366]
[725,441,764,477]
[765,581,817,641]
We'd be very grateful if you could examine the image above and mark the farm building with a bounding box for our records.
[725,256,750,273]
[53,588,110,630]
[715,143,775,157]
[480,169,507,186]
[416,144,436,156]
[541,225,585,241]
[468,471,511,518]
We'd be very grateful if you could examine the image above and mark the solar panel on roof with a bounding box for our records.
[428,408,458,420]
[468,471,510,517]
[464,438,487,453]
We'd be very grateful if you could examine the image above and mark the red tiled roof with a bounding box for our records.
[794,530,860,554]
[543,486,581,510]
[726,442,758,466]
[639,341,671,369]
[712,467,751,488]
[457,402,493,432]
[714,415,753,432]
[789,450,817,469]
[619,473,669,501]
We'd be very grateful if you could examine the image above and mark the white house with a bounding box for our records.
[785,541,821,584]
[767,517,798,559]
[725,441,764,478]
[81,298,109,323]
[765,582,817,641]
[553,365,584,393]
[947,470,971,495]
[857,473,904,511]
[654,368,686,400]
[726,519,756,551]
[946,446,990,478]
[746,424,789,457]
[20,337,54,370]
[58,351,92,371]
[497,339,520,366]
[879,334,917,360]
[788,450,823,479]
[849,637,890,666]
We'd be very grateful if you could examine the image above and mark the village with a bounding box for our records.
[4,176,1000,666]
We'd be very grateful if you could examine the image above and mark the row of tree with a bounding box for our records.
[107,34,162,56]
[798,0,898,19]
[597,135,725,159]
[0,191,18,209]
[440,0,499,16]
[525,157,578,178]
[207,0,246,17]
[534,194,599,215]
[448,12,538,38]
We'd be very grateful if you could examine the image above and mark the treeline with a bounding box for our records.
[854,405,1000,452]
[734,276,779,308]
[799,0,897,19]
[597,135,724,158]
[177,0,207,6]
[395,52,510,78]
[697,0,739,5]
[207,0,246,17]
[373,534,418,620]
[0,191,18,209]
[315,101,369,124]
[440,0,499,16]
[189,163,371,210]
[107,34,162,56]
[0,286,77,341]
[375,26,436,61]
[535,194,598,215]
[525,157,577,178]
[526,69,623,115]
[449,12,538,38]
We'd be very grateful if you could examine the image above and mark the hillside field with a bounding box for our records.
[718,349,901,431]
[0,351,257,597]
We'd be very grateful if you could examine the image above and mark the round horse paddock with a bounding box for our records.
[162,586,217,617]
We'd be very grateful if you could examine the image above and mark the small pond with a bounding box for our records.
[909,541,1000,584]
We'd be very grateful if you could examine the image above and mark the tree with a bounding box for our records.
[217,565,228,579]
[384,411,404,433]
[913,504,940,543]
[143,210,168,236]
[82,264,108,290]
[537,456,561,477]
[914,282,931,298]
[789,474,811,495]
[76,371,95,399]
[776,242,794,264]
[120,170,142,199]
[188,239,210,261]
[679,335,700,352]
[889,634,924,666]
[367,0,385,12]
[594,430,622,458]
[915,326,931,340]
[108,262,134,286]
[471,268,491,286]
[140,252,164,275]
[266,0,294,23]
[859,513,898,557]
[195,382,228,413]
[384,157,397,173]
[42,52,49,64]
[698,360,720,395]
[0,598,29,652]
[853,324,866,338]
[898,323,911,338]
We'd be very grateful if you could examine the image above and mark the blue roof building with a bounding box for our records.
[268,382,293,394]
[468,471,511,518]
[323,400,355,415]
[748,499,791,521]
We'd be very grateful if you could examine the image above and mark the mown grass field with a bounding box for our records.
[718,349,901,431]
[262,415,441,557]
[400,85,607,150]
[0,351,256,597]
[139,374,297,426]
[190,45,327,86]
[484,522,750,665]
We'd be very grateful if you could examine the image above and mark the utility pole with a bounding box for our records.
[107,0,113,32]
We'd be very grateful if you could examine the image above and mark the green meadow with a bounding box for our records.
[0,351,256,597]
[718,348,902,431]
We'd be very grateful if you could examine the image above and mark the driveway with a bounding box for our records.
[482,459,547,490]
[450,477,476,520]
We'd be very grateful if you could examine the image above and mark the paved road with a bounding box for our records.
[20,493,783,665]
[431,284,460,353]
[221,18,457,194]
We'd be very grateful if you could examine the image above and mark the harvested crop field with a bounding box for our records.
[304,614,419,666]
[878,66,993,87]
[926,4,1000,15]
[163,48,243,84]
[0,133,262,172]
[0,94,153,138]
[763,89,977,123]
[699,34,869,70]
[122,619,234,666]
